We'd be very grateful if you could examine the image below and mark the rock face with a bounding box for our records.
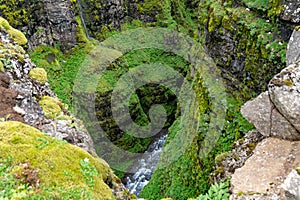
[27,0,78,51]
[281,0,300,23]
[198,1,294,95]
[241,61,300,141]
[281,169,300,200]
[0,0,78,51]
[287,29,300,66]
[0,22,95,153]
[78,0,159,40]
[231,138,300,199]
[213,130,265,182]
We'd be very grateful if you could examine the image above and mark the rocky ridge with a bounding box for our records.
[227,27,300,200]
[0,25,95,153]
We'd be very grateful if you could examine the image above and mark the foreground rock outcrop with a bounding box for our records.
[231,137,300,199]
[230,26,300,200]
[241,62,300,141]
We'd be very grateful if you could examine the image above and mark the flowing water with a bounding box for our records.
[77,0,91,39]
[124,131,168,196]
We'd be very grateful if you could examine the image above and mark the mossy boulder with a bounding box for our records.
[0,121,115,199]
[38,96,62,119]
[0,17,27,45]
[29,67,48,84]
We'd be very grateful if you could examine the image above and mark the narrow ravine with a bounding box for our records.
[124,130,168,196]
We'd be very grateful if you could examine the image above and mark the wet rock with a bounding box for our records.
[26,0,78,51]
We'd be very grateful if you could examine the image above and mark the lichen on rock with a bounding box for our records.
[38,96,62,119]
[0,61,4,72]
[0,16,27,45]
[29,67,48,84]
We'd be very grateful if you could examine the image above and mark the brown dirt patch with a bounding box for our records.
[0,72,24,122]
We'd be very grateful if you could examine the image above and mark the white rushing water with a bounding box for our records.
[124,132,167,196]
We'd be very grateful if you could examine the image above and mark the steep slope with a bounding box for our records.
[0,16,134,200]
[0,1,299,199]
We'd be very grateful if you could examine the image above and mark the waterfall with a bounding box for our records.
[124,130,168,196]
[77,0,91,39]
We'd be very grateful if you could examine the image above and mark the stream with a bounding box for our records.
[124,130,168,196]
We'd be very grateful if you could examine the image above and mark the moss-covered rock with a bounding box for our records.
[0,61,4,72]
[29,67,48,84]
[38,96,62,119]
[296,167,300,175]
[0,121,115,199]
[0,16,27,45]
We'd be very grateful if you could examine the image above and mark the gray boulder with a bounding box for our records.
[269,61,300,134]
[281,169,300,200]
[287,29,300,66]
[241,91,300,140]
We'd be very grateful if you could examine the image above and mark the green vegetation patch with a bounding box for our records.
[0,121,115,199]
[38,96,62,119]
[29,67,48,84]
[29,42,96,108]
[0,17,27,45]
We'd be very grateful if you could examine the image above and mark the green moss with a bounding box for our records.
[237,191,245,196]
[208,2,226,32]
[222,15,234,31]
[0,61,4,72]
[0,0,28,27]
[136,0,163,15]
[38,96,62,119]
[0,121,115,199]
[296,167,300,175]
[0,17,27,45]
[76,16,89,44]
[6,29,27,45]
[215,152,229,165]
[283,79,293,87]
[29,67,48,84]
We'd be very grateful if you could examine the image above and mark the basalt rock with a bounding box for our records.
[0,0,78,51]
[27,0,78,51]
